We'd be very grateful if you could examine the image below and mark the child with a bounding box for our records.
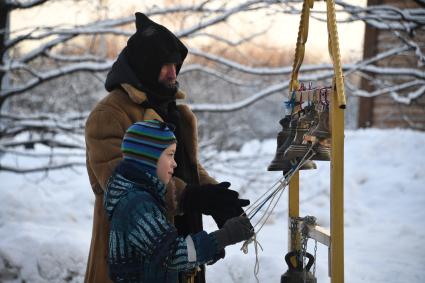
[104,120,253,283]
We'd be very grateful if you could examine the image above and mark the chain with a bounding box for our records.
[301,233,308,283]
[300,216,316,283]
[290,217,298,252]
[313,239,318,276]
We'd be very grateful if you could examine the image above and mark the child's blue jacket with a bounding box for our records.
[104,161,219,283]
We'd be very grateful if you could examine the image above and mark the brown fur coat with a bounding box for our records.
[84,84,216,283]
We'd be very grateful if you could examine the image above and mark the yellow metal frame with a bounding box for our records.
[288,0,345,282]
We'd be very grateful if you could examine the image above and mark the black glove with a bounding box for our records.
[181,182,250,216]
[211,205,246,229]
[207,249,225,265]
[210,216,254,250]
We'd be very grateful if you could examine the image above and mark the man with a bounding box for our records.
[84,13,249,283]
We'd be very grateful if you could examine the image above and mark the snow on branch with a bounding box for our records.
[6,0,48,10]
[188,28,267,47]
[0,61,113,99]
[0,112,88,122]
[4,1,271,53]
[0,146,84,158]
[347,79,425,104]
[180,64,261,86]
[355,65,425,79]
[190,70,335,112]
[175,0,270,38]
[5,28,132,52]
[0,162,86,173]
[189,48,295,75]
[344,45,411,76]
[189,45,420,78]
[43,51,108,63]
[1,138,84,149]
[279,0,425,32]
[191,81,289,112]
[336,1,425,30]
[3,45,419,100]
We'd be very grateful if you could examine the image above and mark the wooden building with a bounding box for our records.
[358,0,425,130]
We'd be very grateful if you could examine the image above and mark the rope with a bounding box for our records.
[240,0,347,279]
[326,0,346,108]
[239,142,317,280]
[241,233,263,283]
[289,0,346,108]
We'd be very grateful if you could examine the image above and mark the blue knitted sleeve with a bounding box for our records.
[127,200,219,271]
[166,231,219,270]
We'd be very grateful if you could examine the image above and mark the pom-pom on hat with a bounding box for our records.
[121,120,176,175]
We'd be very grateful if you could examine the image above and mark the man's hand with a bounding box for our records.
[181,182,250,219]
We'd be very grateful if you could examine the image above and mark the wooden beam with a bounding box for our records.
[306,224,331,247]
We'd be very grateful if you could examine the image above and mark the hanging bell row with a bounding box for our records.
[268,86,332,173]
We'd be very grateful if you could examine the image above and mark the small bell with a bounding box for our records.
[281,251,317,283]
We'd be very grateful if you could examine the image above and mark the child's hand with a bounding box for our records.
[210,216,254,250]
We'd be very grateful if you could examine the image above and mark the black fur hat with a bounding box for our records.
[125,13,188,88]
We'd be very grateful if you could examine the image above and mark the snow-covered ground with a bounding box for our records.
[1,128,424,283]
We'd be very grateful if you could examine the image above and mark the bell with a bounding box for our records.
[268,115,317,172]
[299,160,317,170]
[268,117,297,171]
[281,251,317,283]
[310,107,331,139]
[310,143,330,161]
[284,106,317,160]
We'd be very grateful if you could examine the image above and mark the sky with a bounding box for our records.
[10,0,367,61]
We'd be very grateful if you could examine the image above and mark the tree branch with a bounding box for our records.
[190,70,336,112]
[0,145,84,158]
[0,61,112,99]
[180,64,261,86]
[6,0,49,10]
[347,79,425,103]
[1,138,85,149]
[0,162,86,173]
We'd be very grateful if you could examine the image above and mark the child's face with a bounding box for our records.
[156,143,177,184]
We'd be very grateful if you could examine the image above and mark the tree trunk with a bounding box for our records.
[0,0,10,111]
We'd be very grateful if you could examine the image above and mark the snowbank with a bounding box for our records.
[0,128,424,282]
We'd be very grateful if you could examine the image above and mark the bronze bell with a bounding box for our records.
[268,116,316,172]
[310,106,331,139]
[281,251,317,283]
[284,106,317,161]
[268,116,296,172]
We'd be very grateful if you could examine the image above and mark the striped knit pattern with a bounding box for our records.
[121,120,176,175]
[104,169,219,283]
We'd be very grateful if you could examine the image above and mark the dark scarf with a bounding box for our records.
[104,14,205,281]
[141,92,199,188]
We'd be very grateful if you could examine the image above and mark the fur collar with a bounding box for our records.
[121,83,186,104]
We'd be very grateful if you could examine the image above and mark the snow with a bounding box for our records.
[1,128,425,282]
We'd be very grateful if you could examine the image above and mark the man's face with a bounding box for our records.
[158,63,177,88]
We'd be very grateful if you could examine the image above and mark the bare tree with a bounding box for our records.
[1,0,424,173]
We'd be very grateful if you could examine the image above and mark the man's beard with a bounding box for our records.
[159,80,177,90]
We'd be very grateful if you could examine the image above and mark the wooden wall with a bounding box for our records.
[358,0,425,130]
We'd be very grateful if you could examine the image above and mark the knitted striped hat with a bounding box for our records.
[121,120,176,175]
